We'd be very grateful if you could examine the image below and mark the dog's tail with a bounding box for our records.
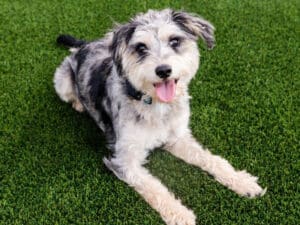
[56,34,87,48]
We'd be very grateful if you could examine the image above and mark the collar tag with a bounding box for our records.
[142,96,152,105]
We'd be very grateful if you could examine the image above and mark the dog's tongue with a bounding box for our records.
[155,80,176,102]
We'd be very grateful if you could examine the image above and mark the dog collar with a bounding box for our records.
[125,79,152,105]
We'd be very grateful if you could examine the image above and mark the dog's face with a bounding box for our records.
[110,9,215,103]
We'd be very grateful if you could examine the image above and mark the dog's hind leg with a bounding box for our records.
[165,132,266,198]
[54,57,84,112]
[103,150,196,225]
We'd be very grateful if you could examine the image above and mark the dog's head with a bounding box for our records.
[110,9,215,103]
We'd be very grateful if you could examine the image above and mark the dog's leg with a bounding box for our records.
[103,151,196,225]
[165,133,266,198]
[54,57,84,112]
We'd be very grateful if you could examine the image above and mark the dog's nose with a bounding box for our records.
[155,65,172,79]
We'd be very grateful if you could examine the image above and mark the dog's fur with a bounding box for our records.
[54,9,266,225]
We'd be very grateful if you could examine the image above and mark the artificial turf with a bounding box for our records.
[0,0,299,224]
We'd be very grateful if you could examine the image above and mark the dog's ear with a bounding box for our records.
[110,22,139,62]
[171,10,215,49]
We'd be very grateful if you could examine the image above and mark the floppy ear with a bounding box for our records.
[109,22,139,61]
[109,22,139,75]
[171,10,215,49]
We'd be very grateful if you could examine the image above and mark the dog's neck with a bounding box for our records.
[125,79,152,105]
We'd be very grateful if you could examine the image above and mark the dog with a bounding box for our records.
[54,9,266,225]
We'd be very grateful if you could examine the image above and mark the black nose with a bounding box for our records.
[155,64,172,79]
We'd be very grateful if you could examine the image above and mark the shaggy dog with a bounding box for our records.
[54,9,266,225]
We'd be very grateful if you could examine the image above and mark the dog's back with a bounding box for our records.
[54,34,115,139]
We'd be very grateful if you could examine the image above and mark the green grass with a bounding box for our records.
[0,0,299,224]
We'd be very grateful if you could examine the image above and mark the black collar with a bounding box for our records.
[125,79,152,104]
[125,79,143,101]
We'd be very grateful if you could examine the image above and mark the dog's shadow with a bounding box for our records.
[17,88,109,172]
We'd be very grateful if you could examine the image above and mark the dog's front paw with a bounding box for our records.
[231,170,267,198]
[161,202,196,225]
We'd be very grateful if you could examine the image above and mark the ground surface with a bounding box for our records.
[0,0,299,224]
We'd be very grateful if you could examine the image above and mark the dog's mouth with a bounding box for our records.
[153,79,178,103]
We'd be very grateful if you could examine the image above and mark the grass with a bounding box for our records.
[0,0,299,224]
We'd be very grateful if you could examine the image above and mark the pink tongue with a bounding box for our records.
[155,80,176,102]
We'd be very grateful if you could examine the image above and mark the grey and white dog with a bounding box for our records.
[54,9,266,225]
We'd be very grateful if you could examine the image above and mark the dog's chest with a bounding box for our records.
[117,101,185,150]
[118,116,173,151]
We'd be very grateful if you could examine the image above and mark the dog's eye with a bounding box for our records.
[135,43,148,55]
[169,37,181,48]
